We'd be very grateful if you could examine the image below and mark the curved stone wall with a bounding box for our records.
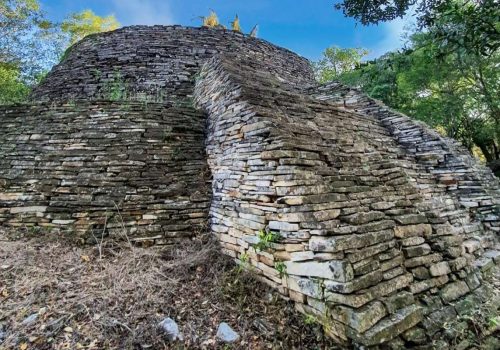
[0,101,210,243]
[31,25,314,102]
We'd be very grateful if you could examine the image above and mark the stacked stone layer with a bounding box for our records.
[0,25,498,347]
[0,101,210,243]
[32,25,313,102]
[194,55,500,347]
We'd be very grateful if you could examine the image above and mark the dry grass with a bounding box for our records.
[0,229,339,350]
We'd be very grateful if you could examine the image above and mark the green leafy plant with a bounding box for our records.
[274,261,288,278]
[254,229,281,251]
[303,314,317,325]
[236,252,250,274]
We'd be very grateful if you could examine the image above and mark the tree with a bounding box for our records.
[0,1,120,104]
[61,9,119,46]
[313,46,369,83]
[0,0,60,80]
[328,0,499,169]
[317,32,499,167]
[334,0,499,57]
[0,62,30,104]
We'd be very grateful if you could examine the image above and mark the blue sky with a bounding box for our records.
[40,0,414,61]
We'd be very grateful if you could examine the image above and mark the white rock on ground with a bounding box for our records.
[0,328,5,343]
[21,313,38,326]
[216,322,240,343]
[158,317,183,341]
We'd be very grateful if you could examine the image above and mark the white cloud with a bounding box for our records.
[111,0,175,26]
[367,8,416,59]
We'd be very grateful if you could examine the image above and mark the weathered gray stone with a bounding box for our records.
[216,322,240,343]
[394,214,427,225]
[382,291,415,314]
[285,260,354,282]
[403,244,431,258]
[422,306,456,335]
[351,304,423,346]
[309,230,393,253]
[158,317,183,341]
[286,276,322,299]
[394,224,432,238]
[404,253,442,268]
[343,211,385,225]
[21,313,38,326]
[440,280,470,303]
[429,262,451,277]
[324,270,383,293]
[333,301,387,333]
[401,327,427,344]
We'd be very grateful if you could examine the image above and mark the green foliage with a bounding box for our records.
[0,1,120,104]
[318,3,500,168]
[61,9,119,46]
[303,314,317,325]
[0,63,30,104]
[314,46,369,83]
[236,252,250,273]
[274,261,288,278]
[255,229,281,252]
[334,0,499,58]
[0,0,61,82]
[99,70,129,101]
[334,0,415,25]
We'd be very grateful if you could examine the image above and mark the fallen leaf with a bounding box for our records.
[20,343,28,350]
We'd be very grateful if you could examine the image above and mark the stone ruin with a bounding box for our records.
[1,25,499,348]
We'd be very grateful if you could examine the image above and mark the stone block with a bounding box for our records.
[394,224,432,238]
[333,301,387,333]
[403,243,431,258]
[343,211,385,225]
[324,270,383,294]
[286,276,323,299]
[310,229,393,253]
[440,280,470,303]
[382,291,415,314]
[351,304,423,346]
[285,260,354,282]
[429,261,451,277]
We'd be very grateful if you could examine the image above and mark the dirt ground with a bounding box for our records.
[0,229,340,350]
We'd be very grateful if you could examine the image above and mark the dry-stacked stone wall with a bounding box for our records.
[194,55,500,347]
[31,25,313,102]
[1,25,499,348]
[0,101,210,243]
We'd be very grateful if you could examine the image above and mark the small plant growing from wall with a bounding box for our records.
[202,10,221,28]
[199,11,257,37]
[236,252,250,274]
[231,15,241,32]
[274,261,288,278]
[255,229,281,251]
[303,314,317,325]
